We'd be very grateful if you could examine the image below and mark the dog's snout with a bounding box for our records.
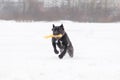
[53,31,59,35]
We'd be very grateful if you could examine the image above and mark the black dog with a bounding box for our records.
[52,24,74,59]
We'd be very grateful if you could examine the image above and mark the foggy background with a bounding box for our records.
[0,0,120,22]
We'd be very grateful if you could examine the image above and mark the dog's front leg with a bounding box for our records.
[52,42,59,54]
[52,39,59,54]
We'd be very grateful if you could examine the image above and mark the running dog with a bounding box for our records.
[52,24,74,59]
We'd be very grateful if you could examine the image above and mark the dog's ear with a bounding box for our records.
[60,24,64,30]
[52,24,55,31]
[53,24,55,28]
[61,24,63,27]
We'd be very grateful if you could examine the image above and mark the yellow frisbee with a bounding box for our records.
[44,34,62,39]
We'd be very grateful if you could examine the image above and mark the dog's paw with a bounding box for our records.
[54,50,59,54]
[58,55,63,59]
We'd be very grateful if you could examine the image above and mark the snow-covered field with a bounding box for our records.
[0,21,120,80]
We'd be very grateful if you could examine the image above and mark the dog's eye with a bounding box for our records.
[58,27,62,31]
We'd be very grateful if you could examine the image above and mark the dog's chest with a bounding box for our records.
[55,40,59,43]
[55,40,62,44]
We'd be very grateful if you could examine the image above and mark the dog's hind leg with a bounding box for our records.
[58,45,67,59]
[67,45,74,57]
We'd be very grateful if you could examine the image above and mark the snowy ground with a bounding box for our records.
[0,21,120,80]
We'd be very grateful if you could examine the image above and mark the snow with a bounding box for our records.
[0,20,120,80]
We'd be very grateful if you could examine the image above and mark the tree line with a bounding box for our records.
[0,0,120,22]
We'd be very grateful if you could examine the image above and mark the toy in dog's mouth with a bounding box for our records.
[44,34,62,39]
[53,34,62,38]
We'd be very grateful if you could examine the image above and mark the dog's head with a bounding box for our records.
[52,24,65,36]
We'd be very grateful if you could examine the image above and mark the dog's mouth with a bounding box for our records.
[53,34,63,39]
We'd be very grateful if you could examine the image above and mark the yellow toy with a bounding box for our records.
[44,34,63,39]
